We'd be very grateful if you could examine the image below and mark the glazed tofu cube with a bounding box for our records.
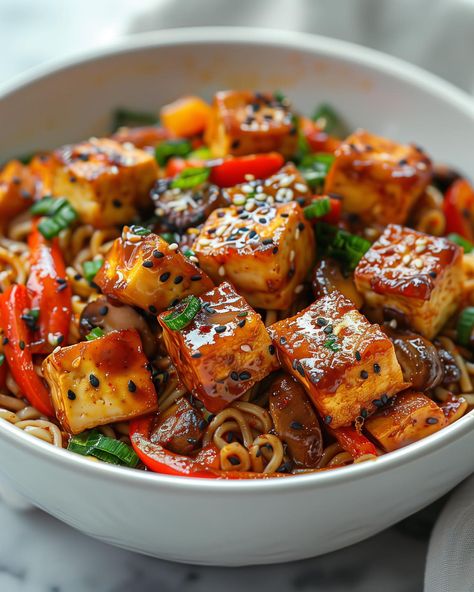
[324,130,432,225]
[42,329,158,434]
[354,224,463,339]
[95,226,214,313]
[45,138,158,227]
[223,163,311,208]
[205,91,298,158]
[268,291,406,428]
[0,160,36,226]
[157,282,279,413]
[364,390,447,452]
[192,201,315,310]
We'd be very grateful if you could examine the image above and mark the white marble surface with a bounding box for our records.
[0,1,471,590]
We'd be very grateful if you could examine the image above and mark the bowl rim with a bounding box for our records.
[0,26,473,493]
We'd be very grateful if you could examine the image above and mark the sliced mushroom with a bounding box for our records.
[150,396,207,455]
[79,297,158,358]
[312,258,364,309]
[151,178,229,233]
[268,373,323,468]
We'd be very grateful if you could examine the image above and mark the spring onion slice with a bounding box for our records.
[447,233,474,253]
[68,430,139,468]
[457,307,474,347]
[160,232,178,244]
[83,259,103,283]
[33,197,78,239]
[129,225,151,237]
[112,108,158,131]
[85,327,105,341]
[316,222,371,271]
[0,353,4,367]
[312,103,349,138]
[304,197,331,219]
[171,167,210,190]
[163,295,201,330]
[298,153,335,190]
[155,139,192,167]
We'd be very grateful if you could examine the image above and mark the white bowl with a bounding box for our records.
[0,27,473,566]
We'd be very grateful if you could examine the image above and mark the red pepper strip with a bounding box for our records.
[130,417,289,479]
[0,285,54,416]
[310,195,342,225]
[27,221,72,353]
[443,179,474,240]
[330,426,377,461]
[300,117,341,154]
[165,157,205,178]
[209,153,284,188]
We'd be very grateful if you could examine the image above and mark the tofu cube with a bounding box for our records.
[157,282,279,413]
[324,130,432,225]
[364,390,447,452]
[45,138,158,227]
[354,224,463,339]
[268,291,406,428]
[192,201,315,310]
[223,163,311,208]
[0,160,36,226]
[42,329,158,434]
[205,90,298,158]
[95,226,214,313]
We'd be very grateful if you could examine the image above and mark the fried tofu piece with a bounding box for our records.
[268,291,406,428]
[324,130,432,225]
[157,282,279,413]
[223,163,311,208]
[354,224,463,339]
[205,91,298,158]
[95,226,213,313]
[42,329,157,434]
[0,160,36,226]
[192,201,315,310]
[364,390,447,452]
[40,138,158,227]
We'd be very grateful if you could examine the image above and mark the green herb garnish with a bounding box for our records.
[68,430,139,468]
[83,259,103,283]
[85,327,105,341]
[32,196,78,239]
[298,153,335,191]
[171,167,210,190]
[312,103,349,138]
[457,307,474,347]
[162,295,201,331]
[447,233,474,253]
[155,139,192,167]
[324,337,340,352]
[316,222,371,271]
[304,197,331,220]
[130,225,152,237]
[0,353,5,367]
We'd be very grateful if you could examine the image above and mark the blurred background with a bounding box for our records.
[1,0,474,94]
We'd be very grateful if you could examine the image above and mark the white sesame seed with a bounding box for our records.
[245,201,256,211]
[215,225,228,237]
[241,184,254,193]
[218,266,226,277]
[402,254,411,265]
[52,345,61,355]
[295,228,300,241]
[244,174,255,181]
[275,187,294,202]
[290,250,295,262]
[168,243,179,251]
[413,258,423,269]
[295,183,308,193]
[294,284,304,294]
[415,244,425,254]
[389,319,398,328]
[279,175,294,187]
[241,344,252,352]
[255,185,264,193]
[232,194,246,206]
[199,238,211,246]
[189,256,199,263]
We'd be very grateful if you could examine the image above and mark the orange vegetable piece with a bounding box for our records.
[160,96,212,137]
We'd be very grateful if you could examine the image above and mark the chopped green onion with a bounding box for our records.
[86,327,105,341]
[447,233,474,253]
[112,108,158,131]
[273,90,288,103]
[83,259,103,283]
[0,353,4,367]
[304,197,331,220]
[160,232,178,244]
[298,153,335,191]
[312,103,349,138]
[34,197,77,239]
[155,139,192,167]
[171,167,210,190]
[31,196,57,215]
[129,225,151,237]
[188,147,213,160]
[316,222,371,271]
[68,430,139,468]
[183,248,195,259]
[162,295,201,331]
[457,307,474,347]
[324,337,340,352]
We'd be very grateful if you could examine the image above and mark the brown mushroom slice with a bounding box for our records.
[312,258,364,309]
[384,326,444,391]
[79,297,158,358]
[268,373,323,468]
[150,396,207,455]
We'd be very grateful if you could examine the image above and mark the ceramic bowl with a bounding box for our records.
[0,27,473,566]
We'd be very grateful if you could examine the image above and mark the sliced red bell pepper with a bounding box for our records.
[209,153,284,188]
[27,221,72,352]
[330,426,377,461]
[443,179,474,241]
[165,156,205,178]
[0,284,54,417]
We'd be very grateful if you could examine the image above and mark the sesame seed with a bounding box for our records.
[355,351,361,361]
[280,337,287,345]
[373,363,381,374]
[2,337,9,345]
[290,421,303,430]
[323,325,333,335]
[361,408,368,419]
[160,272,170,282]
[244,174,255,181]
[429,271,437,278]
[402,254,411,265]
[426,417,439,425]
[198,419,208,430]
[241,344,251,352]
[272,246,279,254]
[89,374,100,388]
[99,306,109,316]
[142,260,153,268]
[294,284,304,294]
[168,243,179,251]
[413,258,423,269]
[174,275,183,285]
[128,380,137,393]
[230,371,239,380]
[218,266,226,277]
[381,394,389,404]
[360,370,369,379]
[56,277,67,285]
[187,437,198,445]
[215,325,226,334]
[19,340,25,350]
[112,199,122,208]
[239,371,251,381]
[373,399,383,408]
[248,230,257,239]
[238,319,246,328]
[190,274,202,281]
[269,344,275,355]
[262,238,273,245]
[316,318,328,327]
[415,245,425,254]
[67,389,76,401]
[294,361,305,377]
[295,183,308,193]
[153,250,164,259]
[57,282,68,292]
[191,352,202,358]
[149,305,157,314]
[324,415,332,425]
[233,194,246,206]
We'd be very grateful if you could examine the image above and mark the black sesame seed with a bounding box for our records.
[360,370,369,379]
[2,337,9,346]
[398,158,408,165]
[215,325,226,334]
[272,246,279,254]
[429,271,437,278]
[148,305,157,314]
[426,417,439,425]
[323,325,333,335]
[228,456,240,466]
[280,212,289,218]
[89,374,100,388]
[258,218,267,224]
[248,230,257,239]
[230,371,239,381]
[217,211,225,218]
[128,380,137,393]
[231,139,241,149]
[153,250,164,259]
[373,363,381,374]
[238,319,246,328]
[19,340,25,350]
[316,317,328,327]
[269,344,275,355]
[298,222,305,231]
[290,421,303,430]
[381,394,389,405]
[355,351,361,361]
[262,238,273,245]
[174,275,184,285]
[112,199,122,208]
[198,419,208,430]
[280,336,287,345]
[57,335,64,345]
[373,399,383,408]
[324,415,332,425]
[67,389,76,401]
[295,361,305,377]
[99,305,109,316]
[239,371,251,380]
[69,176,77,183]
[361,408,368,419]
[160,272,171,282]
[74,273,83,281]
[57,282,68,292]
[191,352,202,358]
[191,274,202,281]
[226,432,234,443]
[142,260,153,268]
[56,277,67,285]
